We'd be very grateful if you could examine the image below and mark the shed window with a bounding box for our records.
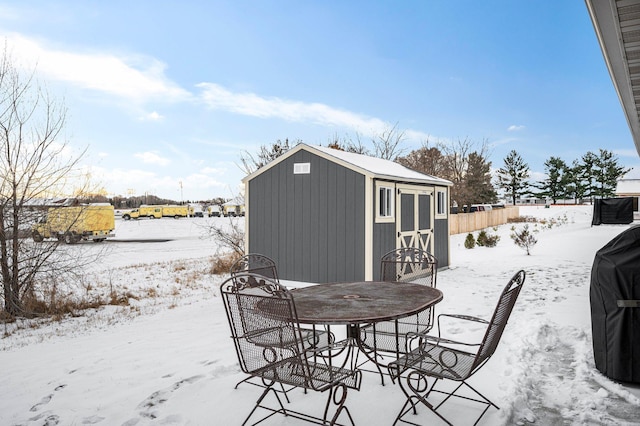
[436,190,447,216]
[379,186,393,217]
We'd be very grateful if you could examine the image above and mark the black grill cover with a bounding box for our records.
[590,225,640,383]
[592,197,634,226]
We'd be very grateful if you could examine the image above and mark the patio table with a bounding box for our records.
[291,281,443,380]
[292,281,442,325]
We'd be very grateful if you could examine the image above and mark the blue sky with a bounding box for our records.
[1,1,637,201]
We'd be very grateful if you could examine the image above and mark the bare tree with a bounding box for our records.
[396,139,449,177]
[437,137,492,210]
[326,132,371,155]
[238,138,301,175]
[201,217,245,257]
[0,49,93,317]
[372,122,406,160]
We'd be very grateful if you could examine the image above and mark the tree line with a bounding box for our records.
[400,144,629,207]
[243,132,630,209]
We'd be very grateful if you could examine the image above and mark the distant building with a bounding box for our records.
[615,179,640,220]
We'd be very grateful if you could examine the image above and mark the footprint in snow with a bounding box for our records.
[30,394,52,412]
[138,375,205,419]
[43,414,60,426]
[28,411,59,425]
[81,415,106,424]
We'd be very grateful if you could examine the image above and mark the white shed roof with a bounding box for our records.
[311,145,452,185]
[244,143,452,186]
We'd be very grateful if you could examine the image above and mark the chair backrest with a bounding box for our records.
[230,253,279,282]
[471,270,526,373]
[220,273,301,376]
[380,247,437,286]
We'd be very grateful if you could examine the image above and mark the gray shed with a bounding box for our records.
[243,144,452,283]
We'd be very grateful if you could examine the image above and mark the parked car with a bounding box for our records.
[462,204,493,213]
[473,204,493,212]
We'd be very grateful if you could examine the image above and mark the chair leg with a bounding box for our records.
[394,369,499,426]
[394,372,453,426]
[242,382,288,426]
[323,383,356,426]
[234,376,292,403]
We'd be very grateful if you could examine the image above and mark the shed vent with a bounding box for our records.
[294,163,311,174]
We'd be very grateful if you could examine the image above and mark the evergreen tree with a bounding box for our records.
[536,156,569,204]
[464,152,497,205]
[496,150,530,205]
[578,151,598,203]
[564,160,587,204]
[594,149,630,198]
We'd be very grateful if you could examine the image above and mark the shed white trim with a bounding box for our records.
[243,143,453,187]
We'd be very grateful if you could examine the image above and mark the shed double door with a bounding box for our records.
[396,185,434,254]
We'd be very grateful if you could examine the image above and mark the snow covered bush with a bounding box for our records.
[510,224,538,255]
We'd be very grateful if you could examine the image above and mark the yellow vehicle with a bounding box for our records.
[32,204,116,244]
[122,205,193,220]
[122,205,162,220]
[222,202,245,217]
[160,205,193,218]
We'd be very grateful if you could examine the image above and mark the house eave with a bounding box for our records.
[586,0,640,156]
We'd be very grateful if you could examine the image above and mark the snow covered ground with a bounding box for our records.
[1,206,639,425]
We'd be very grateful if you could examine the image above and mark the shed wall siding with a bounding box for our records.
[372,222,396,280]
[248,151,366,283]
[434,218,449,268]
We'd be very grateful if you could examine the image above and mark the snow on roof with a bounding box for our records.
[616,179,640,195]
[308,144,452,185]
[23,197,78,207]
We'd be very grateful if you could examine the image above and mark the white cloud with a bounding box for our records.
[197,83,396,137]
[134,151,171,166]
[200,166,224,175]
[508,125,525,132]
[5,33,191,103]
[140,111,164,121]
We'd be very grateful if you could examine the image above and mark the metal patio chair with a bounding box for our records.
[230,253,280,282]
[359,248,438,384]
[221,273,362,425]
[388,270,526,426]
[230,254,334,399]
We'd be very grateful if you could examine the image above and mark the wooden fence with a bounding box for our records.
[449,207,520,235]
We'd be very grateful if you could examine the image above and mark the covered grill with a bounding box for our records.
[590,226,640,384]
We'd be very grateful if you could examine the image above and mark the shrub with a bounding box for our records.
[464,233,476,249]
[209,252,241,275]
[508,216,538,223]
[476,229,500,247]
[510,224,537,255]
